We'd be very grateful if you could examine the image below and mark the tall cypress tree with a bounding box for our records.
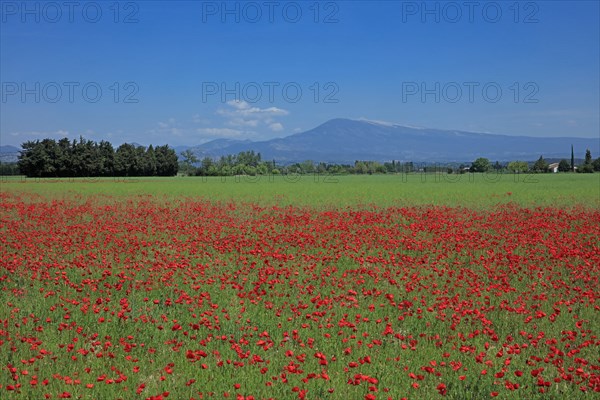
[571,145,575,172]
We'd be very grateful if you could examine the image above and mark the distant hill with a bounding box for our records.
[187,139,252,156]
[185,118,599,163]
[0,145,20,163]
[4,119,598,165]
[0,145,20,153]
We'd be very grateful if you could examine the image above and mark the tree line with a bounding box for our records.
[17,138,178,177]
[472,149,599,174]
[180,150,599,177]
[5,139,599,177]
[179,150,419,176]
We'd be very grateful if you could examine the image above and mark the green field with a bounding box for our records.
[2,173,599,208]
[1,173,599,399]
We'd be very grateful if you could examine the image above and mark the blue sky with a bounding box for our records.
[1,1,599,147]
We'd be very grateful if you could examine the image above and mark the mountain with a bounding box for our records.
[0,145,20,153]
[3,120,597,164]
[192,139,251,153]
[0,145,21,163]
[186,119,599,163]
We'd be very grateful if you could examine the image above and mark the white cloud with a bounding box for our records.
[153,119,183,133]
[9,130,69,138]
[227,100,249,110]
[192,114,210,124]
[169,128,184,137]
[142,102,289,144]
[228,118,259,127]
[188,100,291,140]
[217,100,289,128]
[269,122,284,132]
[145,119,188,141]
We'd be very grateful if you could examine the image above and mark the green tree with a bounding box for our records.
[71,137,101,176]
[236,150,260,167]
[507,161,529,174]
[232,163,246,175]
[155,145,178,176]
[97,140,115,176]
[114,143,136,176]
[17,139,63,177]
[571,144,575,172]
[593,157,600,172]
[180,149,199,176]
[244,165,257,176]
[301,160,315,174]
[219,165,232,176]
[88,140,103,176]
[40,138,60,176]
[144,145,157,176]
[199,157,213,176]
[558,159,571,172]
[56,138,73,176]
[0,162,19,175]
[316,162,328,174]
[470,157,491,173]
[578,151,594,173]
[383,162,396,173]
[354,161,368,174]
[17,141,37,177]
[584,149,592,165]
[256,163,268,175]
[532,156,549,173]
[132,145,148,176]
[182,149,199,165]
[17,138,173,177]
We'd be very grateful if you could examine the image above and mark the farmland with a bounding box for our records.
[1,175,599,399]
[2,173,599,208]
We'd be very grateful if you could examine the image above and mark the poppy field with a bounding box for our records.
[1,182,599,399]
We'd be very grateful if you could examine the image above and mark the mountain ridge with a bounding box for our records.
[186,118,598,163]
[2,119,598,164]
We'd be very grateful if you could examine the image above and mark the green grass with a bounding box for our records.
[1,193,598,399]
[2,173,599,208]
[1,176,599,399]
